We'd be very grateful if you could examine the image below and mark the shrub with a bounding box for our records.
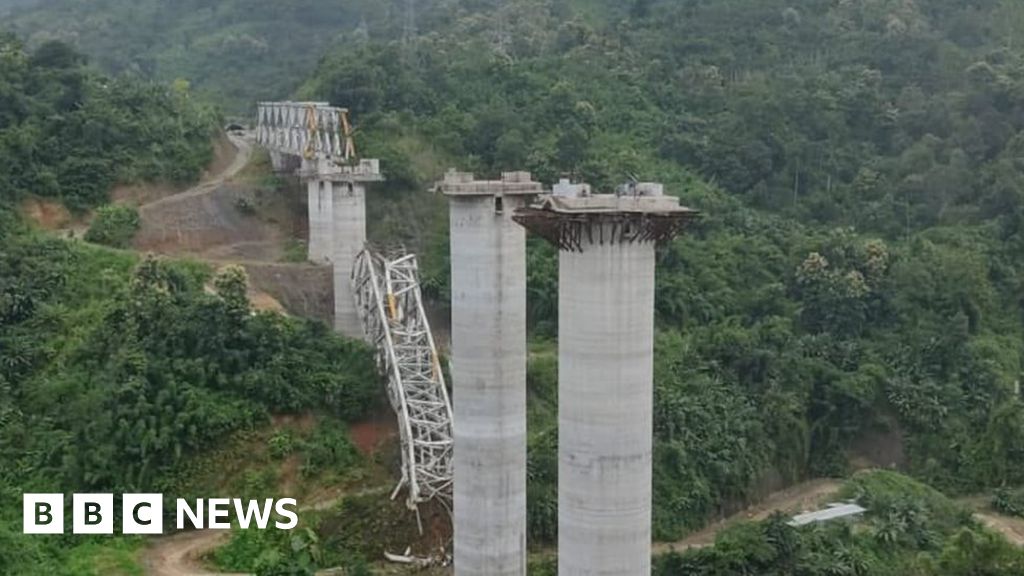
[84,205,139,248]
[268,432,296,460]
[993,487,1024,518]
[300,423,361,479]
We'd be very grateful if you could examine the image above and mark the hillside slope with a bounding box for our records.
[295,0,1024,545]
[2,0,390,112]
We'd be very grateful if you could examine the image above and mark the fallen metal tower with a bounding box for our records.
[352,249,454,524]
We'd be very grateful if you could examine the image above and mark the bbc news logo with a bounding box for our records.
[23,494,298,534]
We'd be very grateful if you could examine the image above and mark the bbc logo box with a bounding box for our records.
[23,494,163,535]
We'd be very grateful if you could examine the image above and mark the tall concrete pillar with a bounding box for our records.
[441,170,542,576]
[513,181,696,576]
[300,158,382,340]
[307,177,334,264]
[270,151,288,172]
[331,179,367,338]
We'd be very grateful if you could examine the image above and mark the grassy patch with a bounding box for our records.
[62,539,143,576]
[281,239,309,263]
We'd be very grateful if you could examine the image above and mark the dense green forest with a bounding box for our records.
[294,0,1024,543]
[0,38,381,573]
[5,0,1024,574]
[3,0,396,113]
[0,33,217,211]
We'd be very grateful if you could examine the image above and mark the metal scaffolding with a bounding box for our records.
[352,249,454,525]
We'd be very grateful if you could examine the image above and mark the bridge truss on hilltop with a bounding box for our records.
[256,101,356,161]
[352,249,454,527]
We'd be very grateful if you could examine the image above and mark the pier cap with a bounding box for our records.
[298,158,384,183]
[513,180,699,252]
[438,169,544,197]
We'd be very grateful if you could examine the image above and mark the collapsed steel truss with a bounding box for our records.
[352,249,454,519]
[256,101,356,161]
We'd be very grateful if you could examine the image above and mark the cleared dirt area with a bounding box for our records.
[21,197,74,229]
[129,132,332,324]
[240,262,333,321]
[132,132,285,259]
[977,512,1024,546]
[959,496,1024,547]
[350,414,399,456]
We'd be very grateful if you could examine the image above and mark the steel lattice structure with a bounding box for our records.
[352,249,454,518]
[256,101,356,161]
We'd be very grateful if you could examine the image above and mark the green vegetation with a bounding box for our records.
[0,34,217,211]
[993,486,1024,518]
[655,471,1024,575]
[295,0,1024,546]
[3,0,390,113]
[214,491,423,575]
[6,0,1024,572]
[0,38,382,573]
[0,233,380,571]
[84,204,139,247]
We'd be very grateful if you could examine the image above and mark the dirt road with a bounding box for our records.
[650,480,1024,555]
[132,130,288,260]
[976,512,1024,546]
[142,132,253,211]
[143,531,244,576]
[653,478,844,553]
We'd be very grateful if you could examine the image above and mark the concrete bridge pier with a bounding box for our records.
[305,164,335,264]
[300,159,383,340]
[270,151,287,172]
[331,178,367,338]
[513,181,696,576]
[440,170,542,576]
[256,102,383,339]
[270,151,301,173]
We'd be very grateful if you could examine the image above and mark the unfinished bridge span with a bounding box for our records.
[256,102,453,519]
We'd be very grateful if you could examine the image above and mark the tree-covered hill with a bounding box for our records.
[0,39,382,574]
[0,0,42,15]
[1,0,393,113]
[295,0,1024,547]
[5,0,1024,573]
[0,33,218,212]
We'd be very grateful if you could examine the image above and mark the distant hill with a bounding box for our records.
[0,0,43,14]
[2,0,393,113]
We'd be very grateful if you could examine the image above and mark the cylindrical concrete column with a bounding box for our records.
[307,178,334,264]
[558,229,656,576]
[270,150,287,172]
[449,192,529,576]
[332,181,366,339]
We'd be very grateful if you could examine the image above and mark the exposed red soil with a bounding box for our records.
[20,197,82,231]
[350,414,399,456]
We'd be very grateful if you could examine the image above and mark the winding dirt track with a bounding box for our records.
[142,132,253,211]
[653,479,843,554]
[143,531,245,576]
[650,479,1024,555]
[976,512,1024,546]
